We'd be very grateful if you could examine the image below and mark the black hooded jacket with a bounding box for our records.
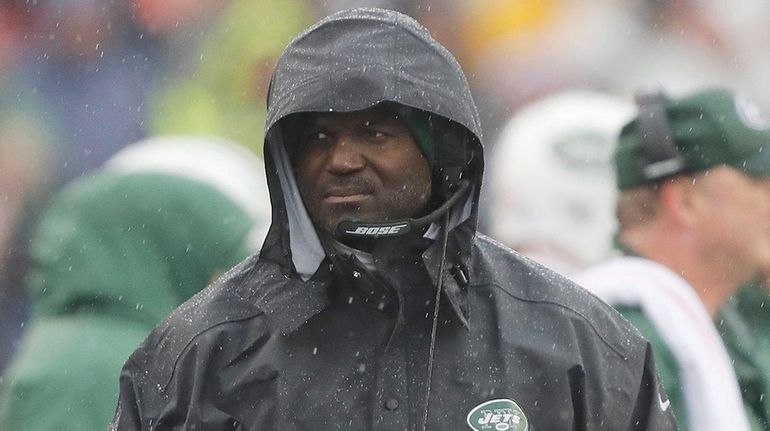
[111,9,678,431]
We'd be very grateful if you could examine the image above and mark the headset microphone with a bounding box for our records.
[336,179,471,239]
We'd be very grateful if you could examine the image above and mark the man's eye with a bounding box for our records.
[364,129,386,139]
[307,131,328,142]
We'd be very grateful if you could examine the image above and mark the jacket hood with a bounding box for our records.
[265,8,482,140]
[261,8,485,279]
[26,136,271,326]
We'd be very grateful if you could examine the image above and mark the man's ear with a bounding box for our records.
[658,176,699,226]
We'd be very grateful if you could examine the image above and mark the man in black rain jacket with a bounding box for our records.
[111,8,678,431]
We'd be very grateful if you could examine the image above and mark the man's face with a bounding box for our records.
[693,166,770,274]
[292,105,433,237]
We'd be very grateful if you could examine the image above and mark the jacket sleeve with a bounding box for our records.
[109,350,149,430]
[108,327,258,430]
[626,342,680,430]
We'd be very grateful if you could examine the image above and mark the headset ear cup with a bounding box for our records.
[635,90,685,180]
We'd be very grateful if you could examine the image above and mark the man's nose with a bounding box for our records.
[326,135,366,174]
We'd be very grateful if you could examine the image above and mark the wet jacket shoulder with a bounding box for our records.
[470,234,674,428]
[111,253,321,429]
[473,233,643,358]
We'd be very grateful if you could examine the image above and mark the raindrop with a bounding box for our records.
[312,347,318,355]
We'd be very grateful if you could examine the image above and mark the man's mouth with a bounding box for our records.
[323,187,372,204]
[325,194,369,204]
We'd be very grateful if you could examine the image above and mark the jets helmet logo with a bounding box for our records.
[466,399,528,431]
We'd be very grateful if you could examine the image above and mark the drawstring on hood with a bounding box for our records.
[422,209,451,431]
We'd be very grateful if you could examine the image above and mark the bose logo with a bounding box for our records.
[345,224,408,236]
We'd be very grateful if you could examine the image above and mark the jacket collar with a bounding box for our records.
[253,228,474,336]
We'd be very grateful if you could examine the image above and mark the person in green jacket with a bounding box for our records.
[0,135,270,431]
[724,273,770,428]
[575,88,770,430]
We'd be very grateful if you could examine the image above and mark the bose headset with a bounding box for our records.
[634,90,686,182]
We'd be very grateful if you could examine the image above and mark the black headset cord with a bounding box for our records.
[421,208,450,431]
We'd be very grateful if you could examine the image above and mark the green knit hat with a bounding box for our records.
[280,104,435,167]
[395,105,435,167]
[615,88,770,189]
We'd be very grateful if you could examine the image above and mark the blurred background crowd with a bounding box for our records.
[2,0,770,428]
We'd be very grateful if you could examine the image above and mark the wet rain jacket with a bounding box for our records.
[0,137,269,431]
[111,8,678,430]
